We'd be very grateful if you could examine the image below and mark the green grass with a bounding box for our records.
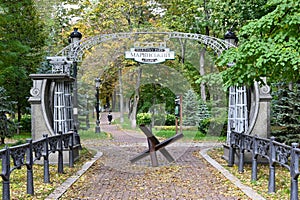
[115,117,225,142]
[12,132,31,140]
[0,132,32,149]
[154,129,226,142]
[78,128,110,140]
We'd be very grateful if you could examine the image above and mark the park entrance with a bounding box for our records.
[29,30,270,164]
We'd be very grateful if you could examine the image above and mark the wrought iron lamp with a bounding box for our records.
[95,78,101,133]
[68,28,82,132]
[224,29,238,47]
[69,28,82,44]
[68,28,82,78]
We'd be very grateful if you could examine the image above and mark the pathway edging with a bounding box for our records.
[45,149,103,200]
[200,147,265,200]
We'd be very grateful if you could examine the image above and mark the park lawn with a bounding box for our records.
[77,129,110,140]
[1,120,291,199]
[0,132,31,149]
[153,128,226,142]
[115,117,226,142]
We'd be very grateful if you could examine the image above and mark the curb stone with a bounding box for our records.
[45,149,103,200]
[200,147,265,200]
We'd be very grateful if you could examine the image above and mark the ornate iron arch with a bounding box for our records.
[53,31,262,137]
[56,32,235,62]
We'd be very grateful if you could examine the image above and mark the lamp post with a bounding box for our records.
[85,94,90,129]
[224,29,240,164]
[224,29,238,48]
[224,29,240,144]
[69,28,82,132]
[174,95,182,134]
[95,78,101,133]
[224,29,248,164]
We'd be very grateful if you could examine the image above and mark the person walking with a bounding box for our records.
[107,112,113,125]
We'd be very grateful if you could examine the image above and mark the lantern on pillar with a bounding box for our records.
[68,28,83,132]
[224,30,238,47]
[69,28,82,44]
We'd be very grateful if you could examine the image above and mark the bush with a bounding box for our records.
[136,113,177,126]
[272,127,300,145]
[19,114,31,132]
[198,118,210,134]
[165,114,176,126]
[198,117,227,136]
[137,113,152,125]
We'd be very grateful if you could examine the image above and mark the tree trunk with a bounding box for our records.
[151,84,156,129]
[130,67,142,129]
[200,47,206,101]
[179,38,187,64]
[118,67,124,123]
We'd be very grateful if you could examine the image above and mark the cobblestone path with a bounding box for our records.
[60,113,251,200]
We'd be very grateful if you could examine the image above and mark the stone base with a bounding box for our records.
[222,144,268,165]
[35,147,80,165]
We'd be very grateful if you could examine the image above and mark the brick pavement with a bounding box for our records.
[57,113,260,200]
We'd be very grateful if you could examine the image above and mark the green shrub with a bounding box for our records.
[198,118,210,134]
[137,113,152,125]
[198,117,227,136]
[165,114,176,125]
[19,114,31,132]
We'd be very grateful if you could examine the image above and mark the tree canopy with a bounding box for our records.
[0,0,46,120]
[0,0,299,130]
[218,0,300,86]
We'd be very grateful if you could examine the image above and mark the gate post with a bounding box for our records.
[58,131,64,174]
[2,147,10,200]
[26,139,34,195]
[290,143,299,200]
[268,137,276,193]
[43,134,50,183]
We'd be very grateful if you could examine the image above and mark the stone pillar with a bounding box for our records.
[28,74,75,140]
[250,77,272,138]
[28,77,54,140]
[29,74,77,164]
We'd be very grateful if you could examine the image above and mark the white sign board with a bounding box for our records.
[125,47,175,64]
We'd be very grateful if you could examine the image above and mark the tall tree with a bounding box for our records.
[182,89,201,126]
[0,0,46,121]
[0,87,16,144]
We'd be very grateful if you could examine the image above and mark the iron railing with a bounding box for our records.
[228,131,299,200]
[0,131,81,200]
